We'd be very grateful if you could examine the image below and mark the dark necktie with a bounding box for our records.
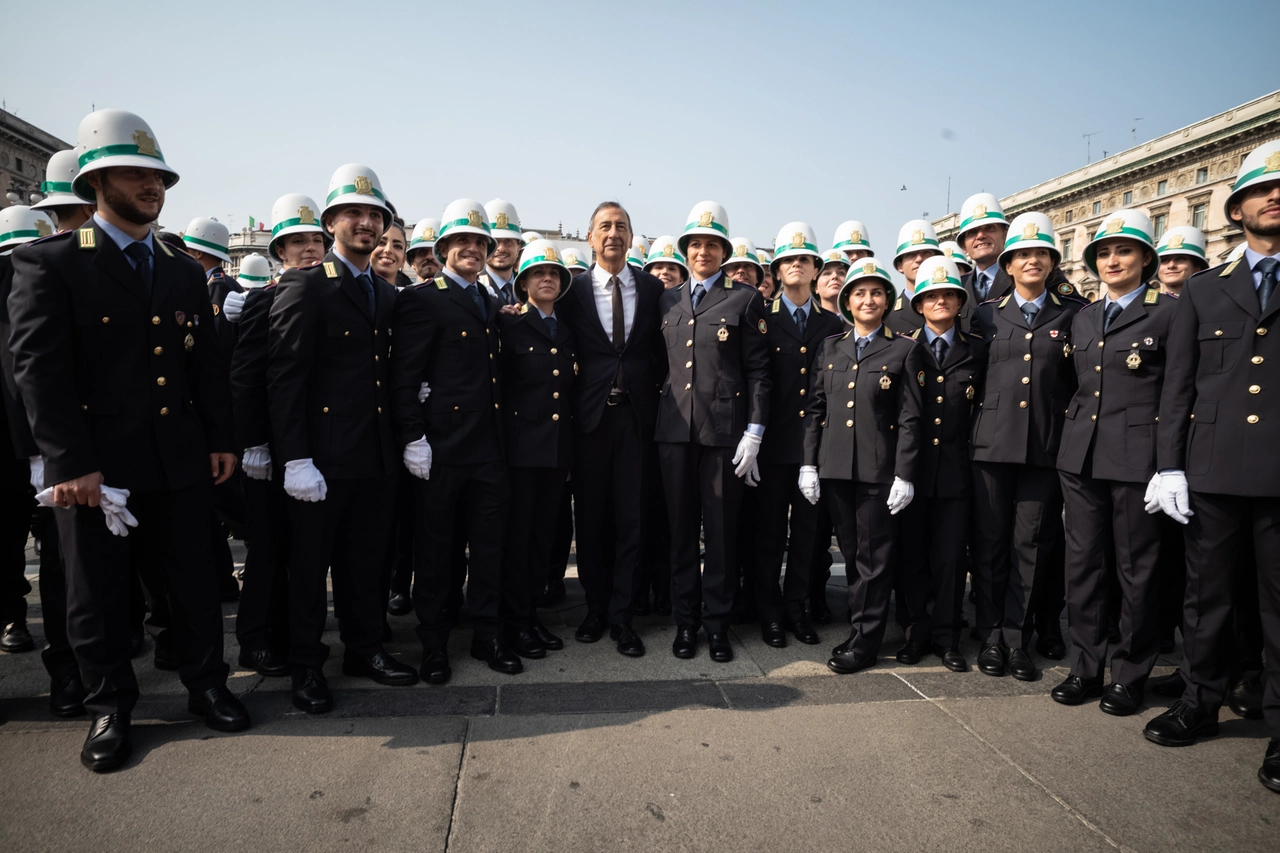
[932,336,949,365]
[856,337,869,360]
[691,282,706,310]
[1021,302,1039,327]
[608,276,625,352]
[357,272,376,316]
[501,282,514,306]
[975,272,989,301]
[123,242,153,294]
[545,315,557,340]
[1257,257,1278,313]
[1102,300,1123,334]
[793,307,806,337]
[468,284,486,315]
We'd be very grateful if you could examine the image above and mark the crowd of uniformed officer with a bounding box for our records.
[0,108,1278,794]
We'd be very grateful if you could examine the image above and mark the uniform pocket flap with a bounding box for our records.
[714,380,742,399]
[1126,405,1157,425]
[982,390,999,409]
[1190,400,1217,424]
[1197,322,1242,340]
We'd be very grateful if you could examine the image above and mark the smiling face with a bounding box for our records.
[895,249,938,286]
[489,237,521,273]
[279,231,326,269]
[326,203,385,258]
[1157,255,1202,290]
[372,224,406,279]
[441,232,490,279]
[917,289,962,325]
[648,262,685,289]
[89,166,166,224]
[1093,238,1149,292]
[846,281,889,331]
[1005,246,1052,289]
[961,222,1008,267]
[759,269,776,299]
[588,205,632,270]
[686,235,727,279]
[725,263,761,287]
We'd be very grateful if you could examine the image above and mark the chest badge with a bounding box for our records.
[880,373,892,390]
[184,333,195,352]
[174,310,186,325]
[1143,337,1154,346]
[1126,350,1142,370]
[965,385,975,400]
[717,326,729,342]
[917,371,925,387]
[1049,329,1060,338]
[573,362,579,376]
[1063,342,1073,358]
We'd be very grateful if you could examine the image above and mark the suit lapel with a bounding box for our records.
[528,308,554,340]
[443,272,486,321]
[1222,259,1262,321]
[775,300,804,342]
[692,275,727,316]
[943,331,970,369]
[1030,294,1063,330]
[859,329,892,363]
[326,252,374,324]
[92,228,150,307]
[1104,289,1150,336]
[149,238,182,310]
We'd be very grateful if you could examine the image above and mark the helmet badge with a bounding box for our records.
[353,175,373,195]
[1266,151,1280,173]
[544,246,558,262]
[496,212,509,230]
[698,211,714,228]
[1105,218,1125,235]
[973,203,987,218]
[298,205,316,225]
[862,261,877,275]
[1022,223,1039,240]
[662,244,674,258]
[132,130,157,157]
[932,266,948,283]
[849,230,862,244]
[35,219,52,237]
[911,229,924,245]
[1167,234,1184,249]
[467,209,482,227]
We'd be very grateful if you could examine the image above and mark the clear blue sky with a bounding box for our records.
[4,0,1278,267]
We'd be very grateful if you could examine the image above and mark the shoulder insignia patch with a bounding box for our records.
[1221,259,1240,277]
[519,302,529,314]
[1058,283,1073,296]
[883,326,894,339]
[812,301,823,313]
[894,296,903,310]
[1049,292,1061,306]
[771,298,780,314]
[998,294,1012,309]
[77,227,96,249]
[917,370,925,387]
[213,303,221,316]
[757,318,767,334]
[435,276,448,291]
[1144,287,1159,305]
[156,240,174,257]
[323,261,339,278]
[724,279,734,289]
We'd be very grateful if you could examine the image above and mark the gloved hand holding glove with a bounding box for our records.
[1157,470,1193,524]
[35,483,138,537]
[404,436,433,480]
[283,458,327,502]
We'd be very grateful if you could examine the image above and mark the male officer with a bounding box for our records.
[557,202,663,655]
[655,201,771,663]
[753,223,842,647]
[390,198,519,681]
[886,220,942,334]
[231,193,330,677]
[1146,140,1280,794]
[9,109,251,771]
[405,218,442,283]
[479,199,522,305]
[269,164,420,715]
[831,220,874,262]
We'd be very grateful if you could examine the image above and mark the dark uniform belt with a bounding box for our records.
[606,390,629,406]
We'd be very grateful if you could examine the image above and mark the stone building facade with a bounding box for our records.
[1,109,72,209]
[934,90,1280,300]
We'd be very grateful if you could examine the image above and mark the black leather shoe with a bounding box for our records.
[49,673,86,717]
[828,649,876,674]
[0,621,34,653]
[1035,635,1066,661]
[342,651,419,686]
[977,643,1006,677]
[934,646,969,673]
[784,616,820,645]
[81,713,131,772]
[420,649,451,685]
[810,601,833,624]
[189,685,251,732]
[238,649,290,677]
[531,622,564,650]
[538,579,567,607]
[1148,671,1185,697]
[1259,739,1280,794]
[611,624,645,657]
[507,629,548,660]
[1228,677,1263,720]
[672,627,697,659]
[1143,700,1218,747]
[575,613,606,644]
[652,596,672,616]
[153,631,179,671]
[1007,648,1038,682]
[1050,675,1104,706]
[761,622,787,648]
[707,632,733,663]
[291,667,333,714]
[387,593,412,616]
[470,637,523,675]
[895,640,927,665]
[1099,683,1142,716]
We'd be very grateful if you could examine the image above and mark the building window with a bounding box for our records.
[1157,179,1168,196]
[14,158,23,174]
[1154,213,1168,241]
[1192,203,1206,230]
[1123,191,1133,205]
[1062,238,1073,262]
[1092,201,1101,216]
[1065,209,1073,223]
[1196,168,1208,184]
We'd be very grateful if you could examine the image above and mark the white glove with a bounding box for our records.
[28,456,43,491]
[417,382,431,403]
[1143,473,1162,514]
[403,436,433,480]
[283,458,327,502]
[1157,470,1193,525]
[223,290,246,322]
[798,465,820,505]
[99,485,139,537]
[242,445,272,481]
[732,431,762,480]
[886,477,915,515]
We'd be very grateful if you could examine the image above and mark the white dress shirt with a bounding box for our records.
[591,263,636,346]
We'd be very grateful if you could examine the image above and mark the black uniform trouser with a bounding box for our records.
[0,451,31,627]
[659,441,741,634]
[286,475,394,669]
[413,460,508,649]
[389,468,418,599]
[638,440,670,604]
[547,484,574,587]
[235,475,290,656]
[809,495,835,610]
[210,473,246,588]
[755,461,817,624]
[447,513,469,616]
[575,401,645,625]
[31,508,75,678]
[1179,492,1280,737]
[503,467,567,631]
[825,479,896,658]
[900,494,970,649]
[971,461,1063,651]
[56,484,228,717]
[1157,514,1187,639]
[1060,473,1161,687]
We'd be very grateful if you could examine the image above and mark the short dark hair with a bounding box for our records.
[588,201,632,234]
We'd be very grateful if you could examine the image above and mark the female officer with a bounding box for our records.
[498,239,577,659]
[800,258,923,674]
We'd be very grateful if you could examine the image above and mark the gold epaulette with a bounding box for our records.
[1143,287,1159,305]
[323,261,339,278]
[77,227,95,249]
[1221,259,1240,277]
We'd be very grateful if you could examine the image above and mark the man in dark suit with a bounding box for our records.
[556,202,662,656]
[1146,142,1280,794]
[655,201,771,663]
[268,164,419,715]
[8,109,250,771]
[389,197,518,682]
[752,223,843,648]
